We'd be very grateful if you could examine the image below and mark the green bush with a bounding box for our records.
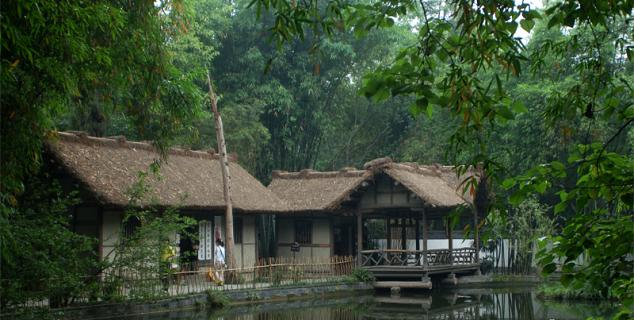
[537,283,602,300]
[206,290,229,309]
[350,268,375,283]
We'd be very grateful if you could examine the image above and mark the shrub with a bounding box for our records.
[206,290,229,309]
[537,283,602,300]
[350,268,375,283]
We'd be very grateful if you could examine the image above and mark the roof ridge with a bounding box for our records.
[54,131,233,161]
[389,162,443,177]
[272,169,367,179]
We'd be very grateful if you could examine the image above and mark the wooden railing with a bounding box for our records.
[360,248,477,267]
[102,255,357,299]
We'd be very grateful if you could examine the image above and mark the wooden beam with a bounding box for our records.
[447,217,453,265]
[422,208,428,266]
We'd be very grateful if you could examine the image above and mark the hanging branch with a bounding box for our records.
[206,72,235,269]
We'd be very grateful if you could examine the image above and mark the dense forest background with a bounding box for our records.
[1,0,632,314]
[48,0,633,184]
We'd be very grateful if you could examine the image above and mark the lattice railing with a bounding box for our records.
[360,248,477,267]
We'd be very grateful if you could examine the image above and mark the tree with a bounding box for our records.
[250,0,634,311]
[1,0,204,309]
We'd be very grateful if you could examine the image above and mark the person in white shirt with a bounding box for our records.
[214,239,225,265]
[214,239,225,284]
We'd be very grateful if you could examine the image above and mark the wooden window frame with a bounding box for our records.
[294,220,312,244]
[234,217,243,244]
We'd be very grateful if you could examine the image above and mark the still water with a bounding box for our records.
[136,287,615,320]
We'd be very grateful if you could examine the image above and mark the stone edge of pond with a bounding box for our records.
[10,282,373,320]
[438,274,543,288]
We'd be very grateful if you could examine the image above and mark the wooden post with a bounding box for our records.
[447,215,453,265]
[356,208,363,266]
[415,217,420,251]
[422,208,428,266]
[207,72,235,269]
[474,207,479,264]
[415,216,420,266]
[386,217,391,250]
[400,218,406,251]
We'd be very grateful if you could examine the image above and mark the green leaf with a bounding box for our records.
[543,262,557,275]
[520,19,535,32]
[426,104,433,119]
[506,21,518,34]
[535,180,548,193]
[501,178,516,189]
[551,161,565,171]
[554,202,567,214]
[523,10,542,20]
[511,100,528,113]
[558,191,568,202]
[373,87,390,102]
[509,191,525,205]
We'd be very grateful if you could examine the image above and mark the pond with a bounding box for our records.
[133,286,615,320]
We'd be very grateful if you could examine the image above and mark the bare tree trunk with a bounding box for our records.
[207,72,235,269]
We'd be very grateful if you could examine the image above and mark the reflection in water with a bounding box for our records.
[133,287,614,320]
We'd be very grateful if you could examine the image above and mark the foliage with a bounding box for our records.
[1,0,205,309]
[0,169,104,309]
[482,197,553,274]
[538,283,602,301]
[250,0,634,308]
[105,166,196,301]
[350,268,375,283]
[206,289,229,309]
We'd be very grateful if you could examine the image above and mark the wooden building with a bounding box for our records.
[46,131,287,268]
[268,157,482,277]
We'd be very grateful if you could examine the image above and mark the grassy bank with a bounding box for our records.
[537,283,603,300]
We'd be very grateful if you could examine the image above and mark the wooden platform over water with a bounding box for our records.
[365,263,481,278]
[360,248,480,283]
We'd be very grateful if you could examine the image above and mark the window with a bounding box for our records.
[234,218,243,244]
[123,216,141,238]
[294,220,312,244]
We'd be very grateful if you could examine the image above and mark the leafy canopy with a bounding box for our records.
[249,0,634,308]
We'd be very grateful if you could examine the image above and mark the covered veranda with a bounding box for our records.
[356,207,481,280]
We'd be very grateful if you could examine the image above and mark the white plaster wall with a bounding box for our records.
[276,218,332,259]
[197,215,258,268]
[241,216,257,267]
[312,220,330,244]
[101,210,122,262]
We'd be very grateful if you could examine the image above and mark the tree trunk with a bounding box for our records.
[207,72,235,269]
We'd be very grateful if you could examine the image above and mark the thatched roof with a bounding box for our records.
[47,131,288,212]
[268,168,372,212]
[268,157,476,212]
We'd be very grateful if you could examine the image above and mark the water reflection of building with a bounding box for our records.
[150,289,606,319]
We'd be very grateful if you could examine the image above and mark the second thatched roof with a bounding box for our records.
[268,157,476,212]
[47,131,288,213]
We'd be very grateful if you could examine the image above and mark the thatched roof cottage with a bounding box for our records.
[268,157,481,268]
[46,131,288,268]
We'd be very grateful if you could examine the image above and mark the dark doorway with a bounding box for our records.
[179,225,198,270]
[334,222,353,256]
